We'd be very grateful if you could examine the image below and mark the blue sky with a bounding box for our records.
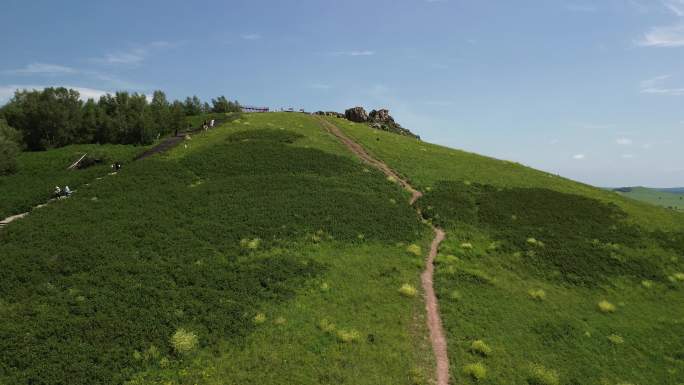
[1,0,682,187]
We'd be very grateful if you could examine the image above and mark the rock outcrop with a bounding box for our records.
[314,111,345,118]
[344,107,369,123]
[366,108,420,139]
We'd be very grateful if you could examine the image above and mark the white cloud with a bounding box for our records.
[331,50,375,56]
[621,153,635,159]
[3,63,77,75]
[640,74,684,95]
[573,153,586,160]
[0,85,110,103]
[616,137,633,145]
[637,23,684,47]
[240,33,261,40]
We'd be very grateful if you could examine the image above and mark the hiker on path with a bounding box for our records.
[210,119,215,128]
[54,186,61,197]
[64,186,72,196]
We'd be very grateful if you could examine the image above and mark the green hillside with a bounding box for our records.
[612,187,684,212]
[326,116,684,385]
[1,112,683,385]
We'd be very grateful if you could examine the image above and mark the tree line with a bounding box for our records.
[0,87,240,151]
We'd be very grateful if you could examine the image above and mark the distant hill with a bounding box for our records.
[610,186,684,211]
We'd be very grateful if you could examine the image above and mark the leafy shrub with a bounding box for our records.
[598,300,616,313]
[528,363,559,385]
[170,329,199,355]
[399,284,418,297]
[462,362,487,381]
[470,340,492,356]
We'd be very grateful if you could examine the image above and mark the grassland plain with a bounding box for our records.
[327,116,684,385]
[0,144,145,219]
[613,187,684,212]
[0,113,435,385]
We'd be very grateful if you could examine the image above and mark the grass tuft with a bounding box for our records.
[336,329,361,343]
[528,289,547,301]
[399,284,418,297]
[470,340,492,356]
[170,328,198,355]
[608,334,624,344]
[528,363,559,385]
[598,300,616,313]
[253,312,267,324]
[673,272,684,281]
[318,319,336,333]
[462,362,487,381]
[407,244,422,256]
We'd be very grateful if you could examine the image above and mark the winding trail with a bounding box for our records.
[316,117,450,385]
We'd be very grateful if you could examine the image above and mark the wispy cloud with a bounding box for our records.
[640,74,684,95]
[665,0,684,16]
[621,153,635,159]
[0,84,110,103]
[573,153,586,160]
[3,63,77,75]
[240,33,261,40]
[330,50,376,57]
[637,23,684,47]
[616,137,633,145]
[92,41,175,66]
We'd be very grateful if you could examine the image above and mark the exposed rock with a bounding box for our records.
[315,111,345,118]
[344,107,369,123]
[368,109,391,124]
[366,108,420,139]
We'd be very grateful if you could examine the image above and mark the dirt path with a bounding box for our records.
[316,117,450,385]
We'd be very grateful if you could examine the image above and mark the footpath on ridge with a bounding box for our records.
[316,116,450,385]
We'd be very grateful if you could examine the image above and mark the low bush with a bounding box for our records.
[527,363,559,385]
[399,284,418,297]
[598,300,616,313]
[470,340,492,356]
[462,362,487,381]
[528,289,547,301]
[170,329,199,355]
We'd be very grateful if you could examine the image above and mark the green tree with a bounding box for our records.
[183,96,203,116]
[0,119,21,175]
[211,96,240,113]
[150,90,170,135]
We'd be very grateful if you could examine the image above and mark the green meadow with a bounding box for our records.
[613,186,684,212]
[329,116,684,385]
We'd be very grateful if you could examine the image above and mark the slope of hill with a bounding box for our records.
[1,112,683,385]
[326,116,684,385]
[611,186,684,211]
[0,113,435,385]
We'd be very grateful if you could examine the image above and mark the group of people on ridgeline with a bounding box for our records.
[53,185,72,198]
[53,162,122,198]
[202,119,215,131]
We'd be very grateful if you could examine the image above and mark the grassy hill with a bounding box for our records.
[611,186,684,212]
[1,112,683,385]
[326,116,684,385]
